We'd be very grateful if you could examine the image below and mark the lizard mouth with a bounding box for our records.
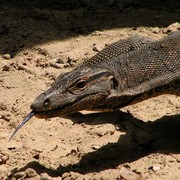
[33,91,110,118]
[9,92,109,140]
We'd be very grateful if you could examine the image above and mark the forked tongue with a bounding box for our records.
[9,111,35,141]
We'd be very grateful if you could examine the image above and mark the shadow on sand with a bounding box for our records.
[14,111,180,177]
[1,0,180,56]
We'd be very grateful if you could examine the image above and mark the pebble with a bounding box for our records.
[119,166,142,180]
[2,54,11,60]
[50,62,64,69]
[152,165,161,171]
[0,153,9,164]
[67,57,77,66]
[89,124,115,137]
[17,64,36,75]
[69,172,80,179]
[13,171,26,179]
[91,144,101,150]
[0,102,7,111]
[25,168,37,178]
[61,172,81,179]
[61,172,70,179]
[64,63,70,68]
[0,113,11,122]
[92,46,99,52]
[2,64,10,71]
[89,128,108,137]
[38,48,49,57]
[56,57,64,64]
[149,165,161,172]
[151,27,160,34]
[40,173,53,180]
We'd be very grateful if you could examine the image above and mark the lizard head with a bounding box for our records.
[10,67,117,140]
[31,67,117,118]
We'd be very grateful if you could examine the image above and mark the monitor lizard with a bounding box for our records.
[10,31,180,140]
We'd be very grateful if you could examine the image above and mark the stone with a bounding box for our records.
[3,54,11,60]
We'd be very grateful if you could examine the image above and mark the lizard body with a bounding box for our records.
[31,31,180,117]
[10,31,180,139]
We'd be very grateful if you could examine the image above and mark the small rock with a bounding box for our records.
[62,172,70,179]
[50,62,64,69]
[56,58,64,64]
[69,172,80,179]
[92,46,99,52]
[25,168,37,178]
[2,54,11,60]
[40,173,52,180]
[149,165,161,172]
[0,153,9,164]
[63,63,70,68]
[51,145,58,152]
[2,64,10,71]
[89,128,108,137]
[152,165,160,171]
[13,171,26,179]
[67,57,77,66]
[17,64,35,75]
[23,51,28,55]
[91,144,101,150]
[0,113,11,122]
[119,166,142,180]
[38,48,49,57]
[0,102,7,111]
[152,27,160,34]
[132,27,137,31]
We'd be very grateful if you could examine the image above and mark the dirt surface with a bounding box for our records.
[0,2,180,180]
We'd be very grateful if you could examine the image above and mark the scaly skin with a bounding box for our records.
[10,32,180,139]
[31,31,180,117]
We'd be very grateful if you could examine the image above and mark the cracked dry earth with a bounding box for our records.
[0,4,180,180]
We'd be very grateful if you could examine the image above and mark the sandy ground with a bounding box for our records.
[0,2,180,180]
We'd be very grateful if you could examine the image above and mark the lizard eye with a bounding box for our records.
[44,98,51,107]
[75,80,86,89]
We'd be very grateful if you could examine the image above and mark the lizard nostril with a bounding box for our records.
[44,98,51,107]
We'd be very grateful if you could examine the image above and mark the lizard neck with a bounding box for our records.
[127,79,180,106]
[99,80,180,110]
